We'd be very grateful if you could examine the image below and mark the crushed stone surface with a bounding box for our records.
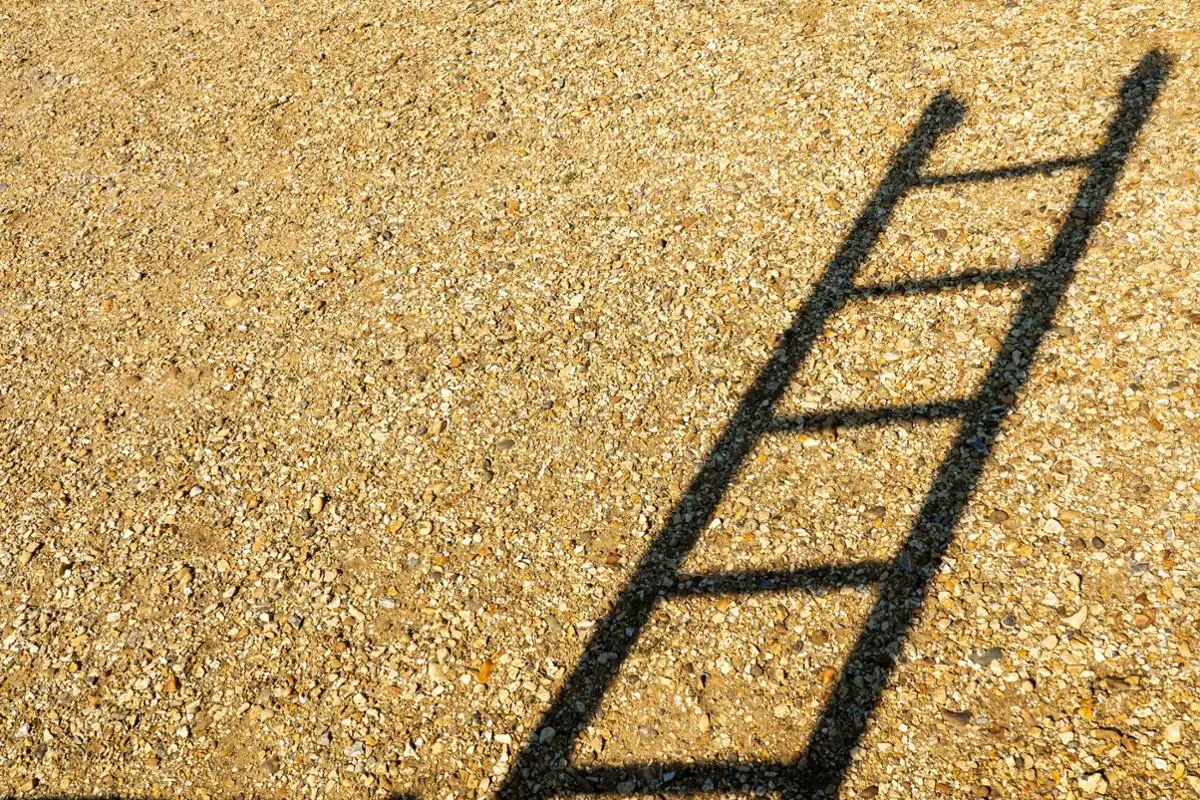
[1,1,1199,798]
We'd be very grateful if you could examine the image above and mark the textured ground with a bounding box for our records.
[1,0,1199,798]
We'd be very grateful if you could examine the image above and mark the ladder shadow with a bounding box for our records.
[9,51,1169,800]
[487,49,1171,800]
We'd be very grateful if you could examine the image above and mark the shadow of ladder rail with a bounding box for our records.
[485,51,1170,800]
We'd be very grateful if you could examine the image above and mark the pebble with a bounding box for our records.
[175,566,195,589]
[1063,606,1088,628]
[17,542,40,567]
[969,647,1004,667]
[941,709,973,727]
[1078,771,1108,794]
[820,666,839,686]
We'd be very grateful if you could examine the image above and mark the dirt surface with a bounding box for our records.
[1,1,1199,798]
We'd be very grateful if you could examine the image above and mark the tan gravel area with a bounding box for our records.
[2,1,1199,798]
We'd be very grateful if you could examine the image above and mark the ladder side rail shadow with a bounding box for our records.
[490,50,1170,800]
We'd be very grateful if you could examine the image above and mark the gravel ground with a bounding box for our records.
[1,1,1198,798]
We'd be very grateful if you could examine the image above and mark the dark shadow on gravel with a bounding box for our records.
[22,51,1168,800]
[484,49,1171,800]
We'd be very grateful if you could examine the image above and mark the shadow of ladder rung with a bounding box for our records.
[487,51,1169,800]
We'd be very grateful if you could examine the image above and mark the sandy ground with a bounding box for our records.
[2,0,1199,798]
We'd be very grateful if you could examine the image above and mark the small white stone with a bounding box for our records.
[1063,606,1088,628]
[1077,771,1107,794]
